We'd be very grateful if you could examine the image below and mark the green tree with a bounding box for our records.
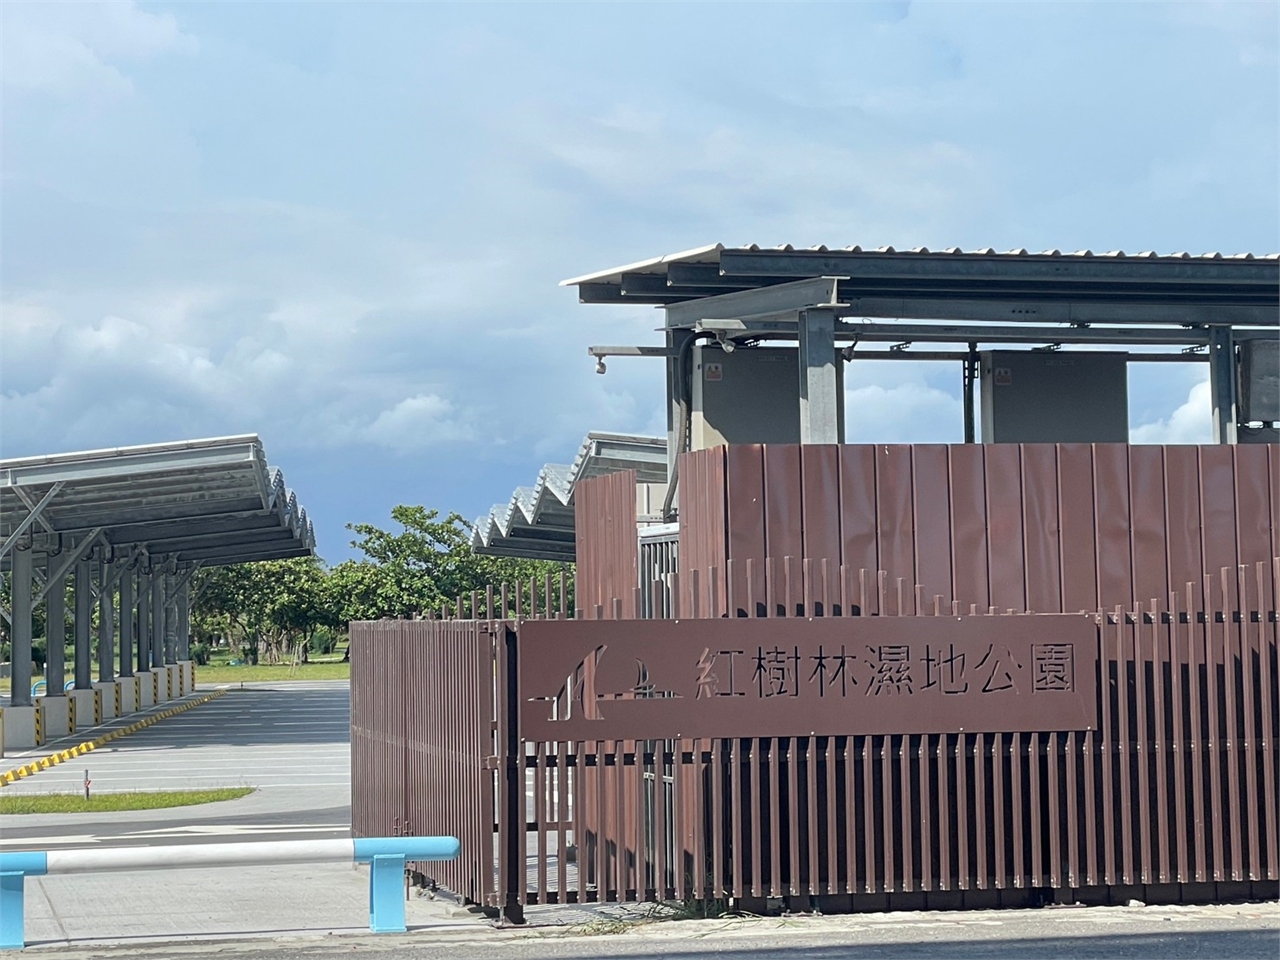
[193,557,336,664]
[331,506,571,623]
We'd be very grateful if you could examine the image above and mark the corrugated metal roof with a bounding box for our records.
[0,435,316,569]
[471,432,667,562]
[562,243,1280,287]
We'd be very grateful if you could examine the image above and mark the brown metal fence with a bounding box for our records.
[351,555,1279,917]
[676,443,1280,618]
[350,617,501,907]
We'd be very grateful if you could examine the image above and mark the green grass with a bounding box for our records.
[195,661,349,683]
[0,787,254,815]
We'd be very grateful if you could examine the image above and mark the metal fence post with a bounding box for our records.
[502,624,525,924]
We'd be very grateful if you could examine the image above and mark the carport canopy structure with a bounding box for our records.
[1,435,315,708]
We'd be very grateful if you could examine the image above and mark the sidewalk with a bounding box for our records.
[21,860,493,950]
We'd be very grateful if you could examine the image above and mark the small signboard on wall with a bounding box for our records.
[518,614,1098,742]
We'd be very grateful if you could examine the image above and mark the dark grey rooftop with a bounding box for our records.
[562,243,1279,326]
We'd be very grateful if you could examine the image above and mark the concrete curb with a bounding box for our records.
[0,690,227,787]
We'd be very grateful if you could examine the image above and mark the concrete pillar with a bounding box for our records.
[136,568,150,675]
[44,556,66,697]
[798,307,840,444]
[10,545,33,707]
[1209,326,1238,444]
[118,566,134,678]
[73,558,92,690]
[97,560,114,683]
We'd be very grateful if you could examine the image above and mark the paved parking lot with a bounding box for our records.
[2,681,351,850]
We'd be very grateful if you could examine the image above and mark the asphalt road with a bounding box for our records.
[1,681,350,850]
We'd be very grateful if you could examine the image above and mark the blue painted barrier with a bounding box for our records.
[0,836,460,949]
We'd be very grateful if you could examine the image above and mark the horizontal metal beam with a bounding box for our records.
[843,349,1209,363]
[587,345,677,358]
[663,277,843,328]
[838,296,1276,326]
[717,249,1280,286]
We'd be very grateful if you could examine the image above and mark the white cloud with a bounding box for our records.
[1,1,196,99]
[845,382,964,444]
[1131,375,1213,444]
[363,394,474,452]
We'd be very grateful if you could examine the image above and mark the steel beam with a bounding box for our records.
[45,556,66,696]
[1209,326,1239,444]
[73,558,92,690]
[150,566,165,670]
[0,482,64,562]
[97,560,114,683]
[10,546,33,707]
[35,529,104,603]
[10,487,57,536]
[663,277,842,328]
[799,308,840,444]
[136,568,151,675]
[716,249,1280,286]
[118,565,133,678]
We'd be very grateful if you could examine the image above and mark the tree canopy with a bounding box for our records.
[191,506,570,661]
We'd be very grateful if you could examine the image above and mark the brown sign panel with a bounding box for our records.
[518,615,1098,741]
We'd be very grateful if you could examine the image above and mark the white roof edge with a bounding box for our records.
[0,434,262,471]
[560,243,725,287]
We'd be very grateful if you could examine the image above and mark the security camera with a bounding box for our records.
[595,357,607,375]
[718,336,735,354]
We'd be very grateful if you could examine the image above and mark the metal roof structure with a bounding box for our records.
[562,243,1279,325]
[0,435,315,572]
[471,432,666,562]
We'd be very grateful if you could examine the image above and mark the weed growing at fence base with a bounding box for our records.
[0,787,254,814]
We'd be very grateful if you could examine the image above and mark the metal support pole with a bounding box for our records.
[1209,326,1238,444]
[118,566,133,678]
[45,556,66,696]
[10,546,33,707]
[963,342,978,444]
[798,307,839,444]
[136,568,150,675]
[97,560,114,683]
[73,558,92,690]
[163,567,177,665]
[178,583,191,661]
[150,569,164,670]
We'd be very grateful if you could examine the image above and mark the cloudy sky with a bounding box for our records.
[2,1,1276,562]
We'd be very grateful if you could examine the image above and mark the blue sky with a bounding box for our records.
[2,1,1276,563]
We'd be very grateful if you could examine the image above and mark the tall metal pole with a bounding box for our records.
[73,557,92,689]
[150,566,165,670]
[178,582,191,661]
[163,564,177,665]
[136,567,151,675]
[97,558,114,683]
[45,555,66,696]
[1209,326,1238,444]
[118,565,134,678]
[10,545,34,708]
[963,342,978,444]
